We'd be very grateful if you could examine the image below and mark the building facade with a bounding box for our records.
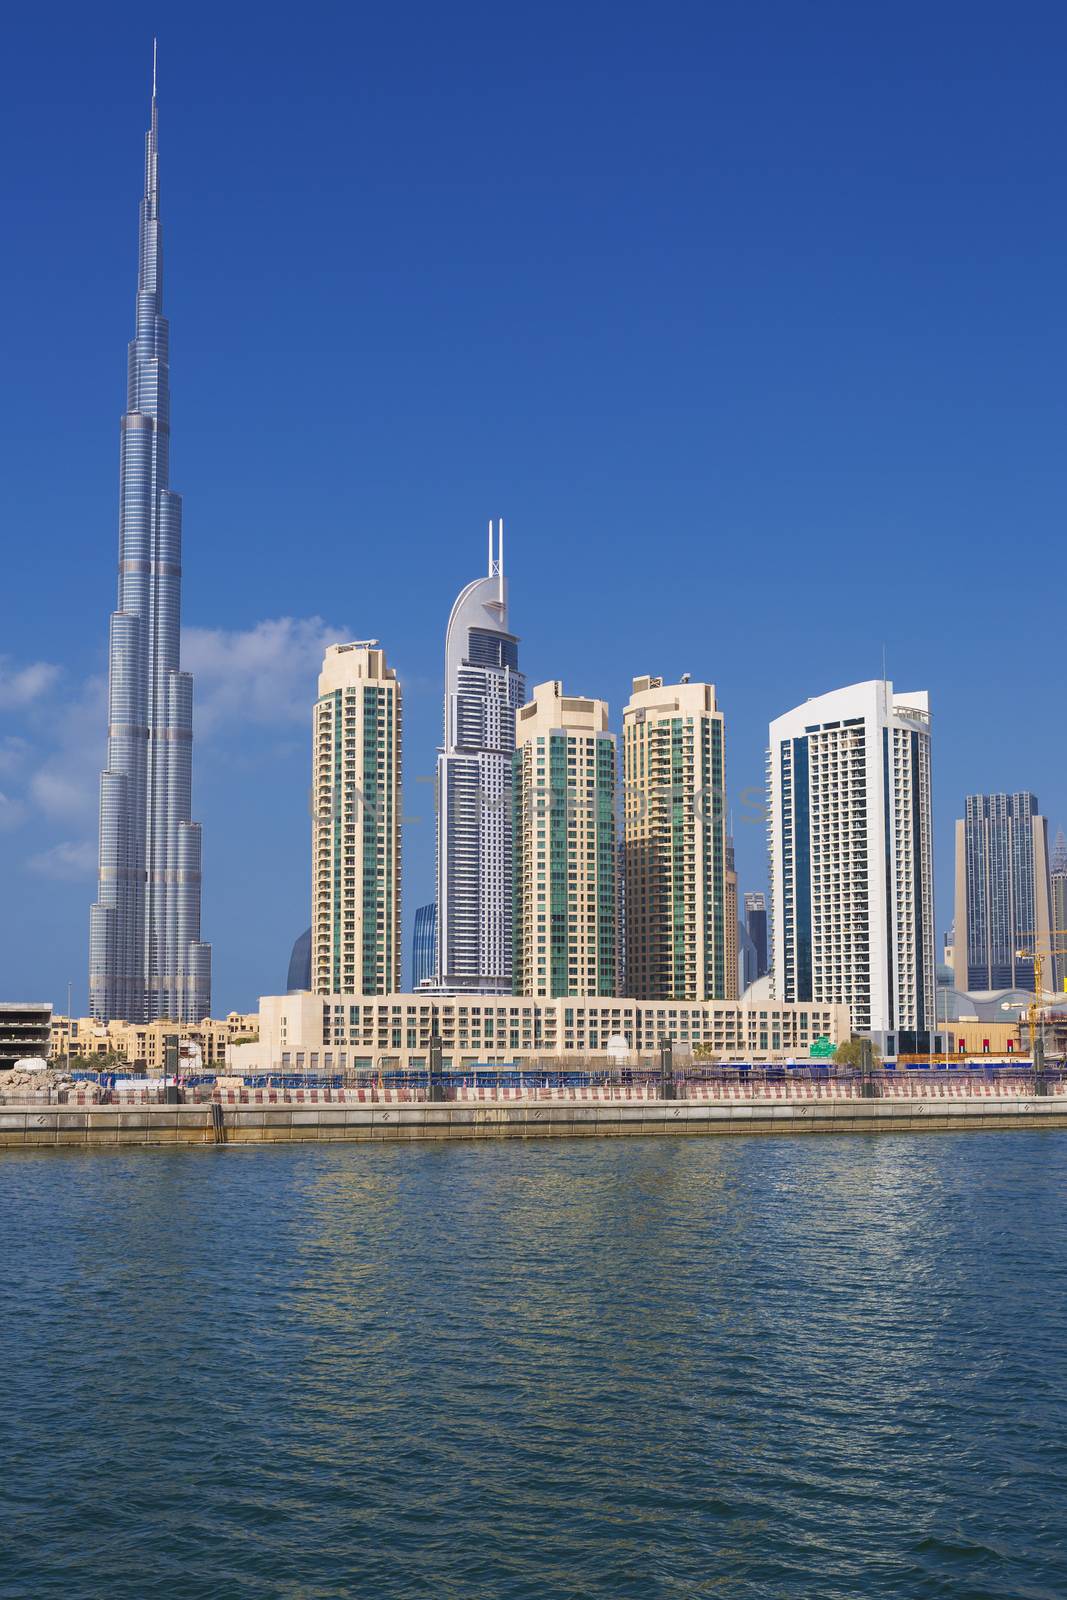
[622,676,728,1001]
[50,1012,259,1071]
[412,903,437,989]
[436,522,524,993]
[744,892,768,981]
[738,918,759,993]
[768,681,938,1053]
[0,1005,52,1071]
[724,839,740,1001]
[513,682,618,998]
[1052,830,1067,993]
[952,794,1052,993]
[89,65,211,1024]
[287,928,312,992]
[312,643,402,997]
[229,991,851,1074]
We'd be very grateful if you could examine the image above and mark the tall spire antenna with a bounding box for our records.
[90,33,212,1027]
[498,517,504,602]
[488,518,493,577]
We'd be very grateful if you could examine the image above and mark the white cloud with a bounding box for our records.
[0,737,29,776]
[3,616,341,858]
[26,839,97,880]
[27,676,106,822]
[0,657,61,708]
[0,792,27,832]
[183,616,349,735]
[30,771,99,819]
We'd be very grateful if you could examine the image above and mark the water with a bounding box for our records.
[2,1134,1066,1599]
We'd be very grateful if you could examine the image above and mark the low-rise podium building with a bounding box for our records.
[49,1013,259,1071]
[227,991,850,1074]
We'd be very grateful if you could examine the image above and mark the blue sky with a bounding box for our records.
[2,1,1066,1012]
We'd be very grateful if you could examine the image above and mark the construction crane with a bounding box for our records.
[1013,933,1067,1082]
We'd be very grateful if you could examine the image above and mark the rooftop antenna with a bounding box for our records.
[487,518,504,603]
[153,36,157,98]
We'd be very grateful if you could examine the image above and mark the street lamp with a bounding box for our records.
[427,1004,445,1103]
[659,1035,675,1101]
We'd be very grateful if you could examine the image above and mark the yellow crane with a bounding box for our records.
[1013,933,1067,1076]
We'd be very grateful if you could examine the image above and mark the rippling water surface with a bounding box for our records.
[2,1134,1066,1598]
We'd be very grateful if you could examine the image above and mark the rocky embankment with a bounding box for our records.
[0,1065,99,1102]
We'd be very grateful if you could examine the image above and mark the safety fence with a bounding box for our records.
[5,1072,1066,1108]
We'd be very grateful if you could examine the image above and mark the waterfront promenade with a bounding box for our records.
[3,1073,1066,1148]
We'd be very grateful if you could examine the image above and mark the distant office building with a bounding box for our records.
[943,922,956,971]
[738,917,759,992]
[744,892,768,980]
[312,642,402,997]
[952,794,1052,993]
[436,522,524,994]
[1051,830,1067,993]
[621,676,728,1001]
[768,681,939,1054]
[287,928,312,992]
[513,681,617,998]
[413,903,437,989]
[0,1004,52,1072]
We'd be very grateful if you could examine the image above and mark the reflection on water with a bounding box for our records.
[2,1135,1066,1599]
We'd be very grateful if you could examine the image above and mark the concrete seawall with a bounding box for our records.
[3,1095,1067,1150]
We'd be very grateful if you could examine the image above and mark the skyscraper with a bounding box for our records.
[952,793,1052,993]
[513,682,617,998]
[768,681,937,1052]
[312,643,402,996]
[436,522,524,993]
[89,56,211,1024]
[1052,830,1067,993]
[738,916,759,992]
[412,903,437,989]
[286,928,312,992]
[621,676,728,1001]
[744,892,768,980]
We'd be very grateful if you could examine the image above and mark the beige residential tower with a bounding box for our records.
[622,676,731,1001]
[513,681,618,998]
[312,642,402,997]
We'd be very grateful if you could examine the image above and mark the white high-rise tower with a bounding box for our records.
[435,522,524,993]
[768,680,937,1053]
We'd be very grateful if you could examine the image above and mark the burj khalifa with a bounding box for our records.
[89,53,211,1024]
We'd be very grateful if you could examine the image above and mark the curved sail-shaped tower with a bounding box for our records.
[435,522,524,992]
[89,55,211,1023]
